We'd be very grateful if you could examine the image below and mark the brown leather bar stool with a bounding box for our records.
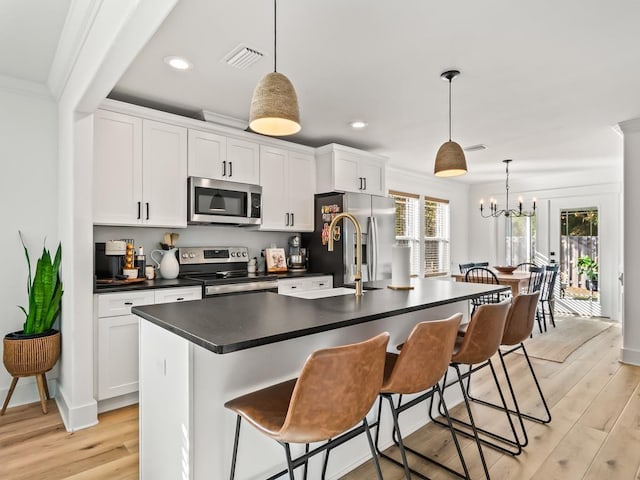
[465,292,551,448]
[224,332,389,480]
[374,314,470,480]
[429,299,512,480]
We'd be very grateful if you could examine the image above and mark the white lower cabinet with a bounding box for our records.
[95,286,201,405]
[277,275,333,295]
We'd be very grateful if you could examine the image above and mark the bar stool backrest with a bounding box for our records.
[381,314,463,395]
[501,291,541,345]
[451,299,511,365]
[280,332,389,443]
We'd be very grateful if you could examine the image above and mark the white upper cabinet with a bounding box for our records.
[260,145,315,232]
[187,129,227,179]
[316,143,387,196]
[227,137,260,184]
[142,120,187,227]
[188,129,259,185]
[93,110,187,227]
[93,110,143,225]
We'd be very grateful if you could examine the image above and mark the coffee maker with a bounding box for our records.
[287,234,307,271]
[94,240,127,279]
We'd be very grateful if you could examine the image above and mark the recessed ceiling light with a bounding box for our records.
[350,121,368,129]
[164,56,193,70]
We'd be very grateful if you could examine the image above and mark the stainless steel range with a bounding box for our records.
[178,246,278,296]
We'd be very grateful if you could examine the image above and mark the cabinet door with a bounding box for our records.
[187,129,227,179]
[97,314,140,399]
[333,151,362,193]
[142,120,188,227]
[287,151,315,231]
[259,145,288,230]
[93,110,143,225]
[359,158,386,196]
[227,137,260,184]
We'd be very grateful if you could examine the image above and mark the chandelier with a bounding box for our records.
[480,159,536,217]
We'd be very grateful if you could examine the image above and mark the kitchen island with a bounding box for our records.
[133,278,508,480]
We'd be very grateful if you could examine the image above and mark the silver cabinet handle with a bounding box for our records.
[363,177,367,190]
[229,161,233,177]
[222,160,227,177]
[146,202,150,220]
[137,201,141,219]
[285,212,290,226]
[290,212,294,226]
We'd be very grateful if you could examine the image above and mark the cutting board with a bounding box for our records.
[96,277,147,285]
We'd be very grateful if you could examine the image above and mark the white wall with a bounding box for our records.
[386,166,470,273]
[0,79,59,407]
[94,226,292,272]
[468,169,622,320]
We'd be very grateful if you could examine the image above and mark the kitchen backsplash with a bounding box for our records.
[94,225,293,269]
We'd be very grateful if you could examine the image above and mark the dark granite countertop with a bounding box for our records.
[133,278,509,354]
[93,278,203,294]
[93,271,331,293]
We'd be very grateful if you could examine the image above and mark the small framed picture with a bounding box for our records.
[265,248,288,272]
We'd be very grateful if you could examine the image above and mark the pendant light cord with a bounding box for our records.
[448,78,452,141]
[273,0,277,73]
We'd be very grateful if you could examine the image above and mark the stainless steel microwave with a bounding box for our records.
[188,177,262,225]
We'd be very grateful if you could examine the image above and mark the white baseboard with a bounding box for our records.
[620,347,640,366]
[0,376,58,409]
[55,385,98,432]
[97,392,138,413]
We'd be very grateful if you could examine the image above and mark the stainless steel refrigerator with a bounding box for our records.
[302,192,396,287]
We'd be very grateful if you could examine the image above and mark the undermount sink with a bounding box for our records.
[282,287,364,299]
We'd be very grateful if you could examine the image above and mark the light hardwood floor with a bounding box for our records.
[1,321,638,480]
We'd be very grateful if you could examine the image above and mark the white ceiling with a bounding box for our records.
[0,0,70,84]
[4,0,639,184]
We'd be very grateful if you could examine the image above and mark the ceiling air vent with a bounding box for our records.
[223,44,264,70]
[463,144,488,152]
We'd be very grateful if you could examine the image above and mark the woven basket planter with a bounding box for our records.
[3,329,60,377]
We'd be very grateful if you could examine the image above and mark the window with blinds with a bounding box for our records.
[389,191,420,275]
[424,197,450,277]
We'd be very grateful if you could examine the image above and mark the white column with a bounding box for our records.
[53,0,179,431]
[619,118,640,365]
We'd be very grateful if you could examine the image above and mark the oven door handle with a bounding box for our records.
[205,281,278,296]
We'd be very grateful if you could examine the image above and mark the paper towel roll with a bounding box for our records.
[391,243,411,287]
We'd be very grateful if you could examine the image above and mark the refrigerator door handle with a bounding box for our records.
[369,216,378,280]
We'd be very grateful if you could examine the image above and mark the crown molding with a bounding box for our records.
[618,117,640,134]
[0,74,52,100]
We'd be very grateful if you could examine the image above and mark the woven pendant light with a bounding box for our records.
[434,70,467,177]
[249,0,301,136]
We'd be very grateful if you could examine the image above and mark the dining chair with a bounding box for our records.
[459,262,475,274]
[538,265,559,332]
[465,267,502,313]
[474,261,490,267]
[516,261,537,272]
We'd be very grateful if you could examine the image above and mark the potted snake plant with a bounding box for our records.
[1,232,63,415]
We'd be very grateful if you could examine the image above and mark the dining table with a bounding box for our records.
[451,269,531,297]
